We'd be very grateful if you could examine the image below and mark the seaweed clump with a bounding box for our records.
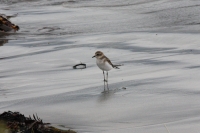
[0,111,76,133]
[0,15,19,32]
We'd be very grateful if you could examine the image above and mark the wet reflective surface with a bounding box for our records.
[1,0,200,133]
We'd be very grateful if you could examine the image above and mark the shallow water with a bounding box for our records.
[1,0,200,133]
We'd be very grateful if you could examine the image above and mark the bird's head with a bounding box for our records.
[92,51,104,59]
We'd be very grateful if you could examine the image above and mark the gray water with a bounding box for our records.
[1,0,200,133]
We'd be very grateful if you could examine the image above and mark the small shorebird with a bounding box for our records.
[92,51,120,90]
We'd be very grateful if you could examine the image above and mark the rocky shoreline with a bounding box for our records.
[0,111,76,133]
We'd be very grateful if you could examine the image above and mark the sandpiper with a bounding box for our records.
[92,51,120,90]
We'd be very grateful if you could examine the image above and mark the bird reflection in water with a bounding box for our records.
[98,88,120,102]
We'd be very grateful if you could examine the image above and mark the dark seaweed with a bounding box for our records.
[0,111,76,133]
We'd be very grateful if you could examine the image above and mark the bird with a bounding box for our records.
[92,51,120,90]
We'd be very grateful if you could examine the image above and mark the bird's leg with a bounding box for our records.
[106,71,109,90]
[103,71,107,82]
[103,71,105,90]
[104,80,106,91]
[103,71,105,81]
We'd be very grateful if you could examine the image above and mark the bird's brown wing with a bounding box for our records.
[104,56,120,69]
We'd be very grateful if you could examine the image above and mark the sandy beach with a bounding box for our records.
[1,0,200,132]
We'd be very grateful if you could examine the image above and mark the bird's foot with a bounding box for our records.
[104,79,107,82]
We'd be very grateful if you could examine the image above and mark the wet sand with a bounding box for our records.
[1,0,200,133]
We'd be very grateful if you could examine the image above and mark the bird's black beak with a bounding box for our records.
[92,55,95,58]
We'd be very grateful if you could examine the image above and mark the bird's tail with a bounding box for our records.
[113,65,121,69]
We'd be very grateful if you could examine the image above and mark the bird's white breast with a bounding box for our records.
[96,58,112,71]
